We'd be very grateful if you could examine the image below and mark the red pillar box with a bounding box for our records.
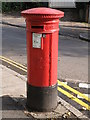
[21,7,64,112]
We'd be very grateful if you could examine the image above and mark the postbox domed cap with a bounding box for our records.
[21,7,64,20]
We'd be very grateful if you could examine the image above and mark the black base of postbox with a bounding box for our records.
[26,82,58,112]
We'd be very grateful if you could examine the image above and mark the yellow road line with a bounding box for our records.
[58,87,90,110]
[0,56,27,70]
[58,80,90,102]
[0,57,27,72]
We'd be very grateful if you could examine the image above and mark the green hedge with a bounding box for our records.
[2,2,48,12]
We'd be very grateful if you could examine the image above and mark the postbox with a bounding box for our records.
[21,7,64,112]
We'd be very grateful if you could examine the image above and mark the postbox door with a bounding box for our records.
[27,32,58,87]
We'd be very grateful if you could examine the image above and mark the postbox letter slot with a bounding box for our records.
[31,26,43,29]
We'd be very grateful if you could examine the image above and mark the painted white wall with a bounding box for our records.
[49,0,76,8]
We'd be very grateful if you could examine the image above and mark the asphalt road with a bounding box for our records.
[2,24,88,83]
[60,26,88,39]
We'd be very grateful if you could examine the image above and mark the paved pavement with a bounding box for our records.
[1,64,80,119]
[1,65,30,119]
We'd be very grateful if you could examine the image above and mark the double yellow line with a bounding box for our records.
[58,80,90,110]
[0,56,27,72]
[0,55,90,110]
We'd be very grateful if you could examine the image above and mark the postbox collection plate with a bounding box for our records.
[32,33,42,48]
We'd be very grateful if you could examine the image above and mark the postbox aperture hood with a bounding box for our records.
[21,7,64,20]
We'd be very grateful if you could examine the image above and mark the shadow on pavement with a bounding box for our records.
[1,95,33,119]
[2,95,25,111]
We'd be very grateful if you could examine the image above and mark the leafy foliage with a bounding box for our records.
[2,2,48,12]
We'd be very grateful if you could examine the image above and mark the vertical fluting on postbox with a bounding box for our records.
[21,7,64,112]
